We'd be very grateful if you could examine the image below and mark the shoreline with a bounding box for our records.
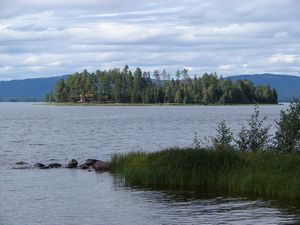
[42,102,281,107]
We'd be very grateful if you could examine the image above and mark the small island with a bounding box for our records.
[45,66,278,105]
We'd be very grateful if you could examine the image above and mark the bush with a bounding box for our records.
[212,121,234,148]
[235,106,271,152]
[274,99,300,153]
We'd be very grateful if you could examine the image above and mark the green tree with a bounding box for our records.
[235,106,271,152]
[55,79,68,102]
[212,121,234,148]
[132,67,143,103]
[274,99,300,153]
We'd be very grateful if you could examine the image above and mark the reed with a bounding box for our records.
[111,147,300,200]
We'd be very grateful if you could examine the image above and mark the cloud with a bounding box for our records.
[0,0,299,80]
[269,54,297,64]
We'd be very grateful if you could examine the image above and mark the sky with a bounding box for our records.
[0,0,299,80]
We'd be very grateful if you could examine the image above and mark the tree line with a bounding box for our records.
[46,65,278,104]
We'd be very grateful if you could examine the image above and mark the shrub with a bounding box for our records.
[212,120,234,148]
[274,99,300,153]
[235,106,271,152]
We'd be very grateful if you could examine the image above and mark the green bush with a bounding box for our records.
[212,120,234,148]
[235,106,271,152]
[274,99,300,153]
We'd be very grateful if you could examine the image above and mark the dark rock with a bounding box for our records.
[80,164,90,169]
[34,163,50,169]
[15,161,28,165]
[85,159,97,166]
[48,163,62,168]
[39,166,50,169]
[67,159,78,168]
[34,163,46,168]
[92,160,110,172]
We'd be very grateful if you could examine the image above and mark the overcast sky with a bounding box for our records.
[0,0,299,80]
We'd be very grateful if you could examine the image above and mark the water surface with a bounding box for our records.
[1,103,299,225]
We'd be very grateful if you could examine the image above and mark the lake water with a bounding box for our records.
[0,103,299,225]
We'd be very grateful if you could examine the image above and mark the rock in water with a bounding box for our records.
[40,166,50,169]
[85,159,97,166]
[34,163,46,168]
[92,160,110,172]
[67,159,78,168]
[48,163,62,168]
[15,161,28,165]
[34,163,50,169]
[80,164,90,169]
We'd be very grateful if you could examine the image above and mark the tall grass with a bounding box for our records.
[111,147,300,200]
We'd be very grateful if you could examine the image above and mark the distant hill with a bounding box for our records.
[227,74,300,102]
[0,75,67,102]
[0,73,299,102]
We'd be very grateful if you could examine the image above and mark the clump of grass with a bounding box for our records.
[111,148,300,200]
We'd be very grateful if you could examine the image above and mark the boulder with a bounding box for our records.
[67,159,78,168]
[34,163,46,168]
[48,163,62,168]
[85,159,97,166]
[15,161,28,165]
[34,163,50,169]
[40,166,50,169]
[80,164,90,170]
[92,160,110,172]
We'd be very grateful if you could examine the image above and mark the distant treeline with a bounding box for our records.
[46,66,278,104]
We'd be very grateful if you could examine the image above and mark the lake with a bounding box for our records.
[0,103,299,225]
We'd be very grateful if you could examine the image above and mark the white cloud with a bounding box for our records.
[219,64,235,70]
[0,0,299,80]
[269,54,297,64]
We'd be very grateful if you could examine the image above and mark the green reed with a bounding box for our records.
[111,147,300,200]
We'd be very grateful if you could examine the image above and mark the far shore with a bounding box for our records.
[42,102,282,107]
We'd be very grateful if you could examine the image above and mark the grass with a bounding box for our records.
[111,147,300,200]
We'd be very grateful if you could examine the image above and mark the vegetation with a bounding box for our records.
[235,106,271,152]
[211,121,233,148]
[111,148,300,200]
[274,99,300,153]
[111,100,300,200]
[46,66,278,104]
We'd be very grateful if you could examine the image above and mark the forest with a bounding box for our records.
[46,65,278,104]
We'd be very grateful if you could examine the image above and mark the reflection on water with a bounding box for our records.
[1,169,299,225]
[0,103,299,225]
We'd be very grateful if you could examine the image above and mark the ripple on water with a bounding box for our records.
[0,103,299,225]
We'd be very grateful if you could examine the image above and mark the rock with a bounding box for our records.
[40,166,50,169]
[15,161,28,165]
[34,163,46,168]
[48,163,62,168]
[34,163,50,169]
[85,159,97,166]
[67,159,78,168]
[92,160,110,172]
[80,164,90,169]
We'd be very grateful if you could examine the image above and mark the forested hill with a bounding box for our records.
[0,75,67,101]
[228,74,300,102]
[47,67,277,104]
[0,71,297,103]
